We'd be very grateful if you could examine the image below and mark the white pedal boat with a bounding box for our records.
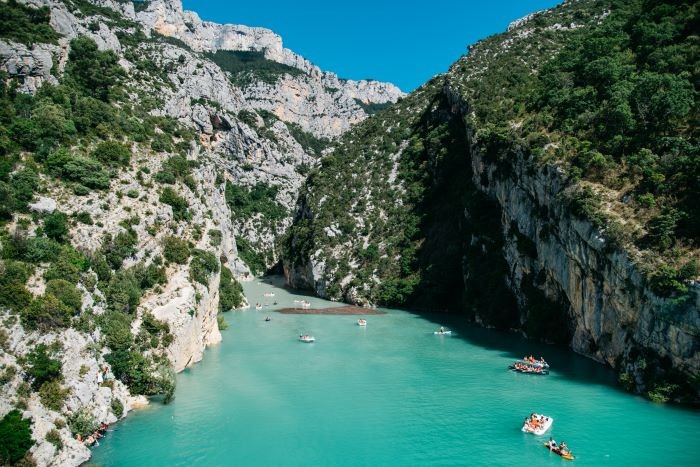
[521,414,553,435]
[357,319,367,326]
[299,335,315,343]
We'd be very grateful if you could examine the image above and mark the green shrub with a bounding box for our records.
[105,269,142,313]
[225,181,286,221]
[67,408,98,437]
[207,50,303,86]
[24,236,61,263]
[0,282,32,313]
[133,261,166,290]
[105,351,176,402]
[217,314,228,330]
[75,211,93,225]
[44,258,80,284]
[38,380,69,411]
[65,37,124,101]
[0,0,59,46]
[160,187,189,221]
[99,310,133,351]
[111,398,124,418]
[43,212,69,242]
[102,229,137,270]
[189,249,219,285]
[92,141,131,167]
[649,265,687,297]
[26,344,61,390]
[0,409,33,465]
[9,167,39,211]
[218,265,243,311]
[208,229,222,247]
[162,236,190,264]
[21,294,73,331]
[45,279,82,312]
[45,428,63,450]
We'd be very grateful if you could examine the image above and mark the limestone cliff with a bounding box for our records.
[283,0,699,404]
[0,0,403,465]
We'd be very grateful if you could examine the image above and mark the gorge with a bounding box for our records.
[0,0,697,465]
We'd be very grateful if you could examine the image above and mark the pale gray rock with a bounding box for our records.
[28,196,57,214]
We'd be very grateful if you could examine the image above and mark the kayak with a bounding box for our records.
[543,443,575,460]
[508,365,549,375]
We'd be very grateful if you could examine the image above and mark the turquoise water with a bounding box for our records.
[92,276,700,466]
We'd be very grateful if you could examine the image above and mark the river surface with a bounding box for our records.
[92,276,700,466]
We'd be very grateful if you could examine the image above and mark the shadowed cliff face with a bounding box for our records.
[283,0,700,403]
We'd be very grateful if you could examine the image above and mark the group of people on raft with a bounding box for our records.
[547,437,571,457]
[75,422,109,447]
[523,355,549,367]
[523,413,549,432]
[512,361,548,373]
[510,355,549,374]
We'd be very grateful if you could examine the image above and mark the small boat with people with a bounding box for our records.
[301,300,311,309]
[509,361,549,375]
[265,316,271,322]
[434,326,451,335]
[255,303,262,310]
[544,439,574,460]
[520,355,549,368]
[299,334,315,343]
[357,319,367,326]
[521,413,553,435]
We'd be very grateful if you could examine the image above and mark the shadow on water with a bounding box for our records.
[255,275,700,411]
[416,309,621,386]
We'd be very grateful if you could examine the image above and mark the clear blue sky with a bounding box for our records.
[182,1,562,92]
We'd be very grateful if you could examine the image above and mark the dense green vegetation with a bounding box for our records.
[0,29,206,417]
[0,410,33,465]
[353,99,393,116]
[0,0,60,46]
[206,50,305,87]
[285,122,330,157]
[218,265,244,311]
[452,0,698,297]
[225,181,286,222]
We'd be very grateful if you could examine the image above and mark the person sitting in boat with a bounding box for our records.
[439,326,445,333]
[265,316,271,321]
[548,437,557,451]
[559,441,570,455]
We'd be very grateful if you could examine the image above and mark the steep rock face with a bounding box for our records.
[0,40,60,93]
[0,0,406,464]
[283,0,699,402]
[443,85,700,394]
[135,0,404,138]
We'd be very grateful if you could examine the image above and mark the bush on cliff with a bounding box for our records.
[21,294,74,332]
[0,409,33,465]
[26,344,62,390]
[189,249,219,286]
[219,265,244,311]
[162,236,190,264]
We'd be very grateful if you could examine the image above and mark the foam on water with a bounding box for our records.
[92,276,700,466]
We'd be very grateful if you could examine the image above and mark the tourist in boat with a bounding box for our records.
[439,326,445,333]
[559,441,570,456]
[265,316,271,321]
[548,437,557,451]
